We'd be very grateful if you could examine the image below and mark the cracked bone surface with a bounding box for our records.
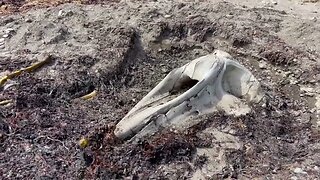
[115,50,262,140]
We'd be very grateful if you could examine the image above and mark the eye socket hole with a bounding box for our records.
[170,77,198,96]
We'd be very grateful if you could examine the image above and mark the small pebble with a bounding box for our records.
[2,34,8,38]
[164,14,172,18]
[314,166,319,171]
[309,108,316,113]
[5,28,14,34]
[292,111,301,117]
[290,80,298,85]
[259,61,267,69]
[293,167,307,174]
[161,67,168,73]
[25,18,32,23]
[58,10,64,17]
[305,92,315,97]
[308,79,316,84]
[57,10,73,18]
[228,129,236,134]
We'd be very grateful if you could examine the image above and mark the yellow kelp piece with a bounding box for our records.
[0,76,8,86]
[0,54,52,87]
[0,99,13,106]
[23,55,52,73]
[80,90,97,100]
[79,138,89,148]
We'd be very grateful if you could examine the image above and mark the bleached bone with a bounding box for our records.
[115,50,262,140]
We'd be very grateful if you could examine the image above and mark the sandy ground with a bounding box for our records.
[0,0,319,179]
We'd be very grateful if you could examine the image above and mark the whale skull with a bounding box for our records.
[114,50,262,140]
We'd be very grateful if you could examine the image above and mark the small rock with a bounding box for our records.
[2,34,8,38]
[0,38,4,42]
[259,61,267,69]
[164,14,172,18]
[228,129,236,134]
[161,67,168,73]
[25,18,32,23]
[187,14,201,19]
[290,80,298,85]
[4,28,14,34]
[292,111,301,117]
[308,79,316,84]
[293,167,307,174]
[305,92,315,97]
[58,10,73,18]
[309,108,316,113]
[314,166,319,171]
[312,17,317,22]
[300,87,314,93]
[301,87,315,96]
[290,176,298,180]
[58,10,64,17]
[65,11,74,17]
[283,71,291,76]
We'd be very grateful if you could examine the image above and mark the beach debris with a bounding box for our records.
[80,90,97,100]
[0,99,13,106]
[79,138,89,148]
[0,54,52,87]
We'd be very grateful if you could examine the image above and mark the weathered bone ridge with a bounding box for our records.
[115,50,263,140]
